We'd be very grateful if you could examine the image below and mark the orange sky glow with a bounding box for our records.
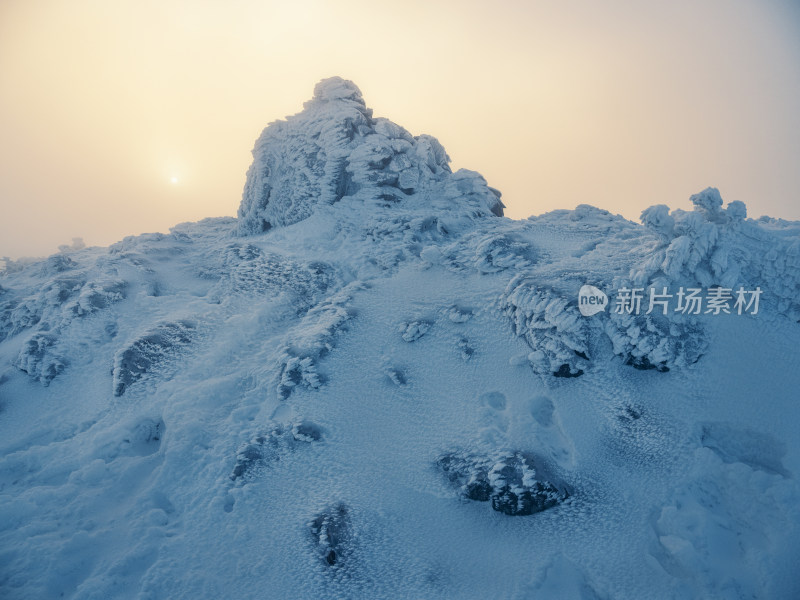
[1,0,798,258]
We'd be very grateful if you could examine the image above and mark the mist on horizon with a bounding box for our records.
[1,0,798,259]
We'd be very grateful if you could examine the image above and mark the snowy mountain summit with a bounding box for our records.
[1,78,799,599]
[238,77,503,234]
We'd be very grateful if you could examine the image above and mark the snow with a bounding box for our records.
[1,77,799,599]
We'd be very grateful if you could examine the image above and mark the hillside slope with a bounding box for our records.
[1,78,799,599]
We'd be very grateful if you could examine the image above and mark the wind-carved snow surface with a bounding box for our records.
[1,78,799,599]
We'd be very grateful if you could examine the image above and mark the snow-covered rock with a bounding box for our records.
[112,320,196,396]
[230,420,322,482]
[237,77,503,234]
[309,503,352,569]
[437,449,570,515]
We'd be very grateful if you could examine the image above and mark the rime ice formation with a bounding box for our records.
[237,77,503,234]
[1,79,799,600]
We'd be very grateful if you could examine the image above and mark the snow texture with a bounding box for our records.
[1,78,799,600]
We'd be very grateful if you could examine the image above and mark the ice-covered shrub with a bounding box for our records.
[604,309,706,371]
[1,265,126,385]
[636,187,800,320]
[14,332,65,385]
[0,273,125,345]
[640,204,674,241]
[209,244,336,307]
[598,187,800,369]
[269,284,358,399]
[500,276,588,377]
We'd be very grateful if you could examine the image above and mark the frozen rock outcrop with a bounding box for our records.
[437,450,570,516]
[237,77,503,234]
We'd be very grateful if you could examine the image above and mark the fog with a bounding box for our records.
[1,0,798,258]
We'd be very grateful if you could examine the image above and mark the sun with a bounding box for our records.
[170,176,179,185]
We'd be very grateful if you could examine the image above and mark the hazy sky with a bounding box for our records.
[1,0,798,258]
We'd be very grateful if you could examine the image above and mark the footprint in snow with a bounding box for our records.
[521,395,576,469]
[477,391,509,446]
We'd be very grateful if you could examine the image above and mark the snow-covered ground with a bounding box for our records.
[1,77,799,599]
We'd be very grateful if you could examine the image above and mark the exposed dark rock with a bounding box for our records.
[310,503,351,568]
[436,450,569,516]
[488,453,567,516]
[553,364,584,378]
[624,355,669,372]
[457,337,474,361]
